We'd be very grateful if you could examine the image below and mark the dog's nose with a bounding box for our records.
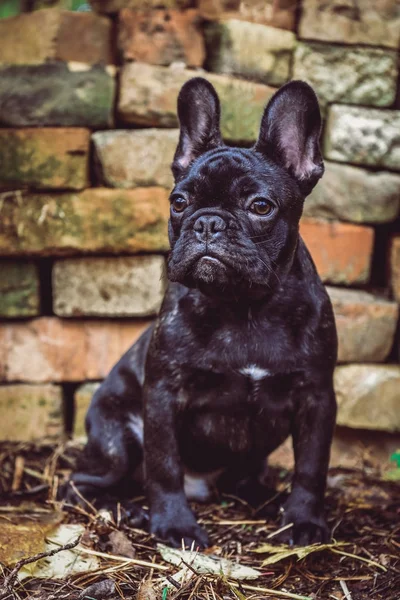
[193,215,226,241]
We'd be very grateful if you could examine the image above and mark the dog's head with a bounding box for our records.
[167,78,323,298]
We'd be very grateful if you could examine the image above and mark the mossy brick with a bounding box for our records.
[53,255,167,317]
[324,105,400,172]
[0,384,63,441]
[205,20,295,86]
[0,261,40,317]
[88,0,238,15]
[299,0,400,49]
[92,129,179,189]
[74,382,101,439]
[304,161,400,224]
[300,218,374,285]
[237,0,297,30]
[118,62,277,143]
[0,317,152,382]
[0,129,90,191]
[293,42,398,116]
[0,188,170,256]
[0,9,114,66]
[0,63,115,128]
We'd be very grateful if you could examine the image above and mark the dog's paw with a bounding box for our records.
[150,511,209,549]
[278,500,330,546]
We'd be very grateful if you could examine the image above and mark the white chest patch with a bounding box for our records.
[127,414,144,444]
[240,364,271,381]
[184,470,222,502]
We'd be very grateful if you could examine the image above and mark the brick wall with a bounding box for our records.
[0,0,399,468]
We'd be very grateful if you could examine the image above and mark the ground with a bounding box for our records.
[0,442,399,600]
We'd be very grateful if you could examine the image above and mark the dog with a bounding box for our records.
[68,78,337,549]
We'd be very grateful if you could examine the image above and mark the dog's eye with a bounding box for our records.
[171,196,188,213]
[250,199,273,216]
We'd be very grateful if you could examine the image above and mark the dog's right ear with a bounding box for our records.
[172,78,223,181]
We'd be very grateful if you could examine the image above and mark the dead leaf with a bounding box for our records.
[253,542,348,566]
[19,524,100,580]
[158,543,261,580]
[108,530,135,559]
[78,578,116,599]
[137,579,158,600]
[0,510,62,565]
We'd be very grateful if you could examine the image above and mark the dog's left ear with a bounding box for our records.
[172,77,223,181]
[254,81,324,195]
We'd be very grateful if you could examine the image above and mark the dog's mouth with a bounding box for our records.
[192,255,227,285]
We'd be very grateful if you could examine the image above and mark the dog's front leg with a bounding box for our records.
[280,376,337,545]
[144,379,209,549]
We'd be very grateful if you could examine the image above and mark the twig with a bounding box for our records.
[68,481,98,516]
[228,580,313,600]
[266,522,294,539]
[340,580,353,600]
[331,549,387,572]
[78,547,169,571]
[0,537,81,597]
[11,457,24,492]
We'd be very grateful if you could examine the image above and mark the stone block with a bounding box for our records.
[53,256,167,317]
[0,188,170,256]
[299,0,400,50]
[293,42,397,115]
[324,105,400,171]
[390,236,400,302]
[118,8,205,67]
[205,20,295,86]
[237,0,297,30]
[0,63,115,128]
[74,382,101,439]
[0,9,114,66]
[0,318,152,383]
[118,62,277,143]
[270,426,400,472]
[0,261,40,318]
[328,287,398,363]
[0,384,63,441]
[89,0,239,16]
[304,161,400,224]
[300,219,374,285]
[0,129,90,191]
[90,0,192,11]
[334,365,400,432]
[93,129,178,189]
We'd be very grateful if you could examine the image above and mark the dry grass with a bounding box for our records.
[0,441,399,600]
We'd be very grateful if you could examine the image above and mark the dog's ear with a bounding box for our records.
[172,78,223,181]
[254,81,324,195]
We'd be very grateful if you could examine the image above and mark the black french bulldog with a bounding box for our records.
[69,78,337,549]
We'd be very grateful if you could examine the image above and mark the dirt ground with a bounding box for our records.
[0,441,399,600]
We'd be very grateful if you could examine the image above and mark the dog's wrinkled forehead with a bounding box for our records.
[174,145,297,207]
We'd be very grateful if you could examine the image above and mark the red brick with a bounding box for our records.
[0,318,151,383]
[118,8,205,67]
[390,236,400,302]
[300,218,374,284]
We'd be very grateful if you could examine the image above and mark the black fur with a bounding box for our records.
[67,79,337,549]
